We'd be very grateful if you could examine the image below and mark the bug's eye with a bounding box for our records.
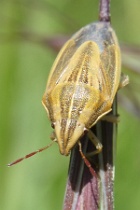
[51,123,55,129]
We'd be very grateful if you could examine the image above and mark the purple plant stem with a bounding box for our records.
[63,135,100,210]
[99,0,110,22]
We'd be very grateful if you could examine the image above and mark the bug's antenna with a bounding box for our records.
[7,140,56,167]
[99,0,111,22]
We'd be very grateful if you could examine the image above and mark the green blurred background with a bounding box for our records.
[0,0,140,209]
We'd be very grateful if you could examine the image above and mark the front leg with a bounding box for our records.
[86,129,103,157]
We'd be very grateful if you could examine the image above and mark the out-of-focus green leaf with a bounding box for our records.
[0,0,140,210]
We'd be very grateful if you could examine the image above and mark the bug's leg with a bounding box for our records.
[78,142,98,177]
[118,73,129,89]
[101,114,119,123]
[86,130,103,157]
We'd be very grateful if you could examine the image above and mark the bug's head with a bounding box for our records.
[54,119,86,156]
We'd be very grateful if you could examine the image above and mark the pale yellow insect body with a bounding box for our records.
[42,21,121,156]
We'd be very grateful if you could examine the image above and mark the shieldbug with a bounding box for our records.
[42,21,126,155]
[8,22,128,172]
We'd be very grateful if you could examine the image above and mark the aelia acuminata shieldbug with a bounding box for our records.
[8,21,128,167]
[42,21,125,156]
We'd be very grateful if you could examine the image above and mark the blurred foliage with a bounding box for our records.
[0,0,140,210]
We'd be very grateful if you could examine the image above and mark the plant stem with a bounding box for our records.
[99,0,110,22]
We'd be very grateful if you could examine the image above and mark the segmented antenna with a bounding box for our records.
[7,140,56,167]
